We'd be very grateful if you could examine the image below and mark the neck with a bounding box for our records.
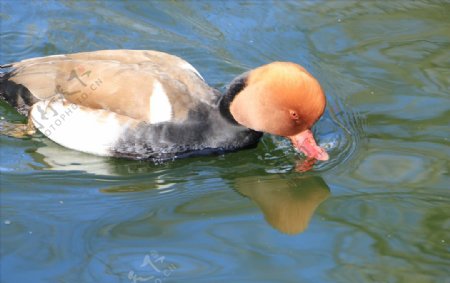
[219,72,248,124]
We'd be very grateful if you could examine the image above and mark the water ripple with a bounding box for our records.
[258,93,365,174]
[0,32,41,62]
[320,192,449,282]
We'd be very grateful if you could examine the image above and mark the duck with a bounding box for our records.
[0,50,329,162]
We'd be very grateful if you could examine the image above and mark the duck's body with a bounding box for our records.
[0,50,328,162]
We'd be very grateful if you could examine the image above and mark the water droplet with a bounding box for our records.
[337,18,342,23]
[4,220,11,225]
[59,200,64,204]
[28,231,33,235]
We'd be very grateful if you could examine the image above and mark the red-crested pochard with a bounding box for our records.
[0,50,328,162]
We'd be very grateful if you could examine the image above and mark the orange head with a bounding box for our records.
[229,62,329,160]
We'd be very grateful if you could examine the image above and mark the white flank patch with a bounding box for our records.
[180,62,204,81]
[30,99,132,156]
[149,81,172,124]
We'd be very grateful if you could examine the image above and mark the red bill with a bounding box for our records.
[289,129,329,161]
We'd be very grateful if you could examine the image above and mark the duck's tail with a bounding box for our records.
[0,63,36,116]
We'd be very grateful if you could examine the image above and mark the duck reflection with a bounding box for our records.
[30,141,329,234]
[233,175,329,234]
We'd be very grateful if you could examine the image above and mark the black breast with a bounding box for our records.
[110,102,262,161]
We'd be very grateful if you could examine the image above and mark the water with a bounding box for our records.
[1,1,449,282]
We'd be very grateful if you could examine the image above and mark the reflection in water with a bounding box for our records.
[31,139,116,175]
[30,141,330,234]
[234,175,330,234]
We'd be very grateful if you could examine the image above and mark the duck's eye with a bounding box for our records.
[289,110,299,120]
